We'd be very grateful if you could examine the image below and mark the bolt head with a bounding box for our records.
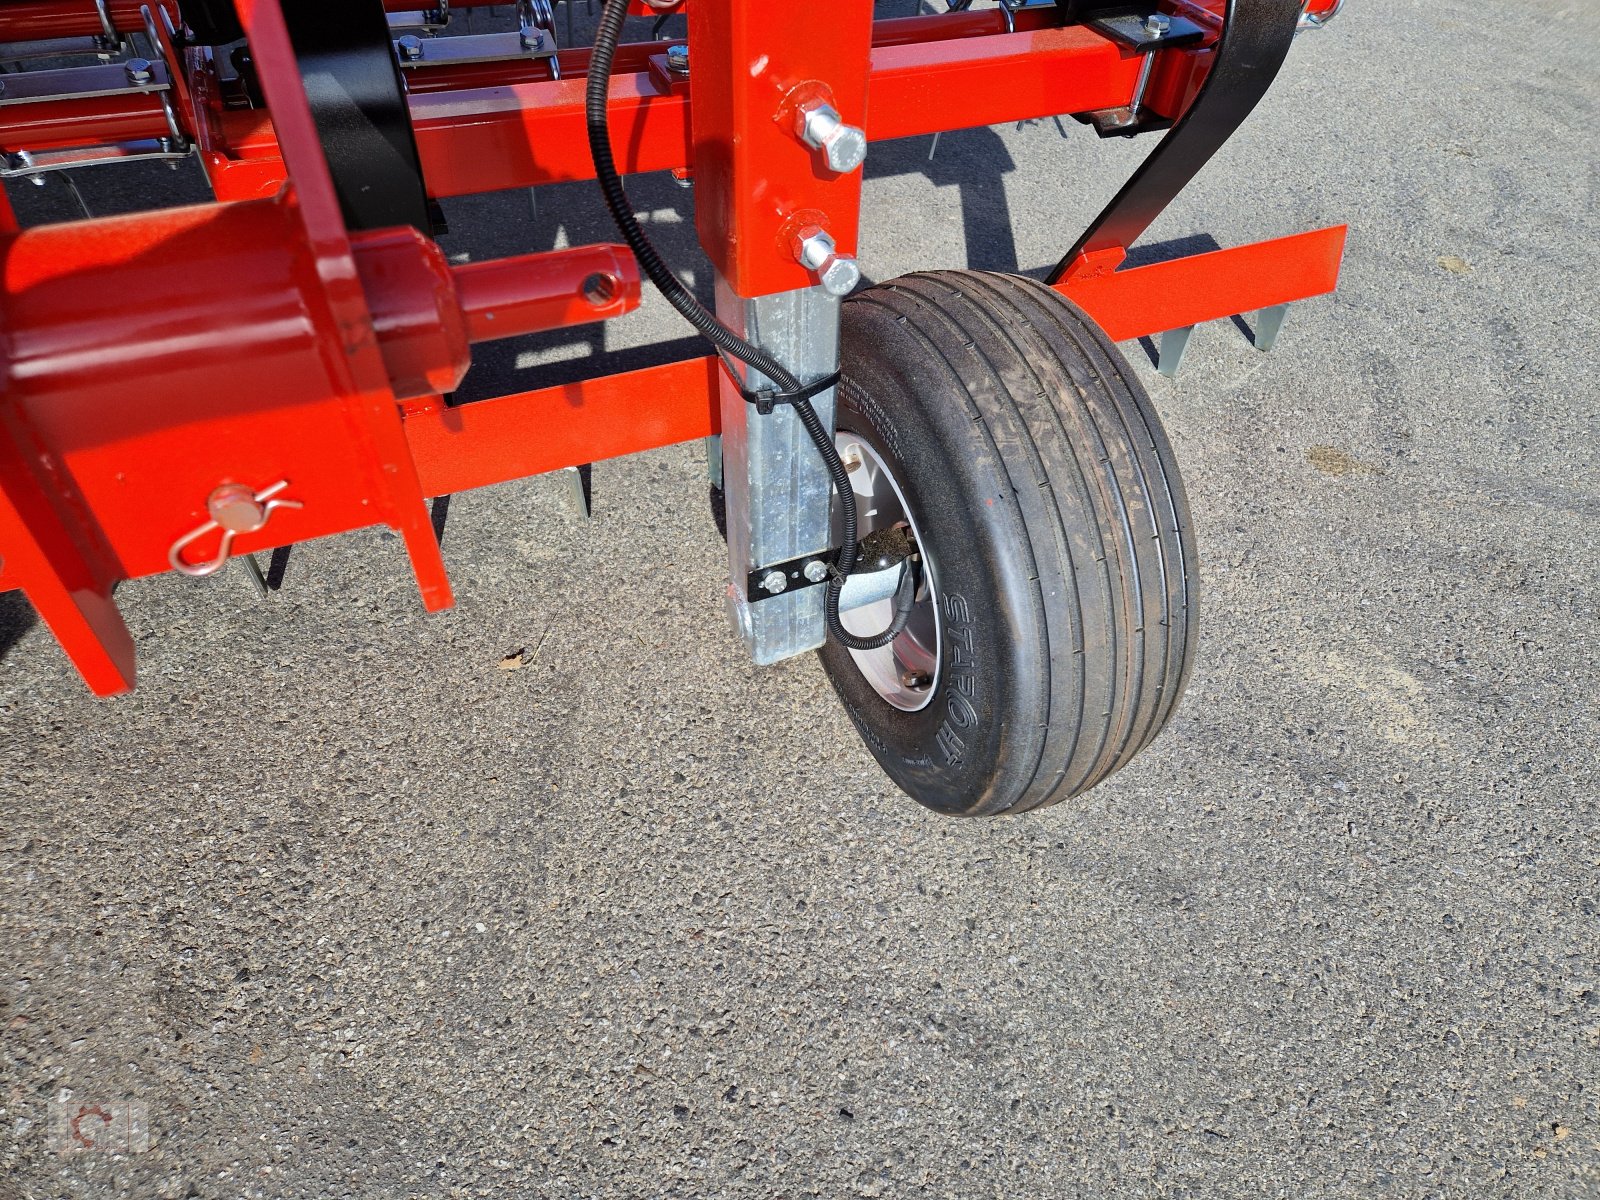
[803,560,829,584]
[397,35,423,60]
[124,57,154,83]
[800,104,867,174]
[666,44,689,73]
[818,255,861,297]
[822,125,868,174]
[760,570,789,595]
[1144,12,1171,34]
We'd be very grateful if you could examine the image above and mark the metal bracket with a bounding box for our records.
[1049,0,1305,281]
[392,29,559,69]
[0,62,171,107]
[1,139,192,179]
[1088,11,1207,50]
[745,548,836,604]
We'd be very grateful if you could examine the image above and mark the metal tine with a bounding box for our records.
[565,463,593,518]
[1253,303,1290,352]
[1157,325,1194,378]
[61,172,93,219]
[238,554,270,598]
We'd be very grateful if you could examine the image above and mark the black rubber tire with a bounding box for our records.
[819,271,1198,816]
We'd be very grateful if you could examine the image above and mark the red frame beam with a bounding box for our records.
[405,357,720,498]
[171,14,1161,202]
[1058,226,1348,342]
[401,24,1147,199]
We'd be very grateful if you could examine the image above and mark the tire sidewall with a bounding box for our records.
[820,348,1050,817]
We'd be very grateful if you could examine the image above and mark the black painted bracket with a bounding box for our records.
[1047,0,1305,282]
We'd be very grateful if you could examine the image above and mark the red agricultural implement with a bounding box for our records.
[0,0,1345,814]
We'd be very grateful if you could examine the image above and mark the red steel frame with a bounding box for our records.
[0,0,1346,695]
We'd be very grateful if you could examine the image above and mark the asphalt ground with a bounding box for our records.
[2,2,1597,1196]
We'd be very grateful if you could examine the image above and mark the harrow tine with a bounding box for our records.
[61,173,92,219]
[1157,325,1194,378]
[1253,303,1290,352]
[565,463,593,519]
[238,553,269,599]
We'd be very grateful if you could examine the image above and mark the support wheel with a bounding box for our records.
[820,271,1198,816]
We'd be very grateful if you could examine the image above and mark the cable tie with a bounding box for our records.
[713,358,841,416]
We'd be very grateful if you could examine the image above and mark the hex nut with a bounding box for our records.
[794,228,862,299]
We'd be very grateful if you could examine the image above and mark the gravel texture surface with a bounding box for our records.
[2,2,1596,1197]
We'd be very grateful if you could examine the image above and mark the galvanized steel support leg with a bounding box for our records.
[715,281,840,664]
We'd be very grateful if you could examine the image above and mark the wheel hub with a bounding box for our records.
[833,430,941,712]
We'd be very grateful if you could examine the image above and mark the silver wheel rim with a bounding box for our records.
[834,430,942,712]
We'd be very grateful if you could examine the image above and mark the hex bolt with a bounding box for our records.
[397,35,424,62]
[1143,12,1171,35]
[795,101,868,175]
[124,57,154,84]
[793,227,861,298]
[760,569,789,595]
[803,560,830,584]
[666,43,689,75]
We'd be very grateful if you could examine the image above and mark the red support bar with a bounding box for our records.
[404,357,721,499]
[6,19,1161,202]
[868,26,1140,141]
[687,0,875,296]
[0,92,170,152]
[0,412,136,695]
[408,24,1143,198]
[453,243,640,344]
[1056,226,1349,342]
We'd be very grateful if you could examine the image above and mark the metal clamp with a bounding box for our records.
[517,0,560,78]
[168,480,303,577]
[91,0,122,50]
[140,4,191,150]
